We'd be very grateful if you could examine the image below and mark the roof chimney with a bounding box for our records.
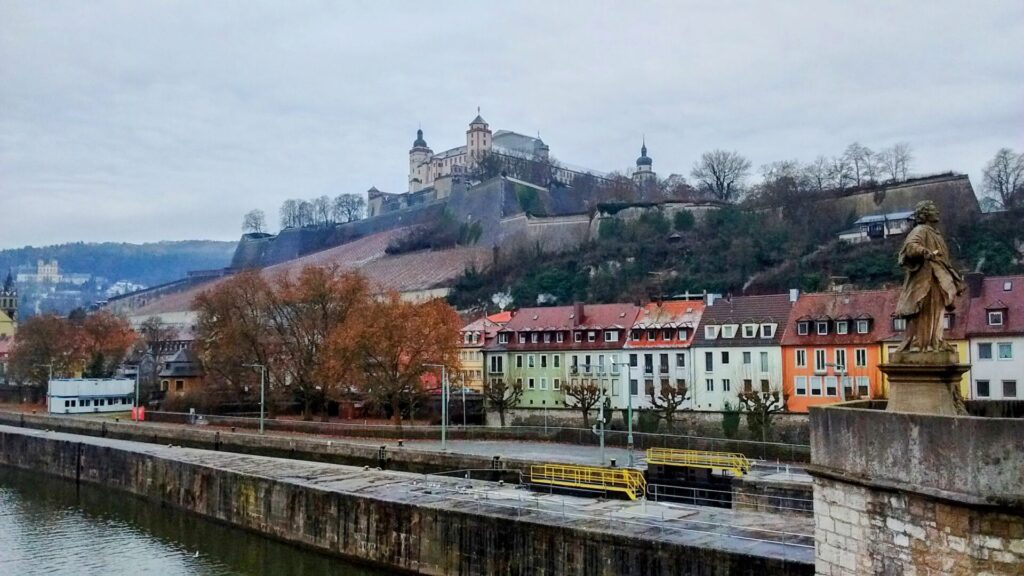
[789,288,800,303]
[966,272,984,299]
[573,302,584,327]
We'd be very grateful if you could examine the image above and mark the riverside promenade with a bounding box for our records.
[0,424,814,575]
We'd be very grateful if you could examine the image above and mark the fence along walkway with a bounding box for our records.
[645,448,752,477]
[529,463,647,500]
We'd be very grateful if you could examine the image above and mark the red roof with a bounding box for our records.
[626,300,705,349]
[501,303,640,332]
[781,290,899,346]
[965,275,1024,337]
[487,311,513,323]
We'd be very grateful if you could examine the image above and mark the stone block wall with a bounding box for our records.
[813,476,1023,576]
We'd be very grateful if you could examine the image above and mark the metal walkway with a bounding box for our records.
[645,448,752,477]
[528,463,647,500]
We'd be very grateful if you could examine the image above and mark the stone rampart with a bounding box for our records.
[0,425,813,575]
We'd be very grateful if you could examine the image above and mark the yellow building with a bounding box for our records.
[0,272,17,339]
[458,312,512,393]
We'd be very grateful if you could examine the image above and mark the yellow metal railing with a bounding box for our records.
[529,463,647,500]
[645,448,752,477]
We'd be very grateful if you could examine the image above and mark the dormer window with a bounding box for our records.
[722,325,737,339]
[531,332,538,343]
[704,325,719,340]
[942,314,954,329]
[856,320,869,334]
[543,332,551,343]
[587,331,596,342]
[836,321,849,335]
[988,311,1004,326]
[678,328,688,341]
[816,321,829,335]
[630,329,641,341]
[574,331,582,343]
[498,333,509,344]
[893,318,907,331]
[646,329,656,340]
[662,329,673,341]
[556,332,564,343]
[742,324,757,338]
[797,322,810,336]
[604,330,618,342]
[760,324,776,338]
[518,333,526,344]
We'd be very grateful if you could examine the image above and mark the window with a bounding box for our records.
[814,349,827,372]
[721,351,730,364]
[643,329,654,341]
[835,349,847,371]
[761,324,776,338]
[797,322,810,336]
[553,356,560,368]
[498,333,509,344]
[856,377,870,398]
[528,378,535,390]
[795,349,807,368]
[540,355,547,368]
[742,324,757,338]
[663,329,673,341]
[893,318,907,331]
[722,325,737,338]
[516,355,523,368]
[705,351,713,371]
[543,332,551,343]
[553,378,561,390]
[574,331,582,342]
[816,321,829,335]
[630,379,638,396]
[743,379,753,392]
[976,380,990,397]
[540,378,548,390]
[942,314,953,329]
[630,329,641,341]
[518,333,526,344]
[597,354,606,373]
[584,355,592,373]
[856,320,869,334]
[587,331,596,342]
[998,343,1013,360]
[645,379,654,395]
[760,352,769,372]
[706,378,714,392]
[722,378,731,392]
[978,343,993,360]
[825,376,838,396]
[988,311,1004,326]
[556,332,564,343]
[760,379,770,393]
[659,354,669,373]
[676,353,685,367]
[604,330,618,342]
[855,348,867,367]
[1003,380,1017,398]
[629,353,638,367]
[705,325,719,339]
[490,356,503,373]
[795,376,807,395]
[644,353,653,374]
[810,376,823,396]
[531,332,538,343]
[743,351,752,364]
[678,329,689,340]
[836,321,849,335]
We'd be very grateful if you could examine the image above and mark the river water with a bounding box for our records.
[0,466,394,576]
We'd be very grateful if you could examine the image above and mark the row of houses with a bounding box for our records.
[457,274,1023,413]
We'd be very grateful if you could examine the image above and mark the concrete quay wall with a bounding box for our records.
[0,425,813,576]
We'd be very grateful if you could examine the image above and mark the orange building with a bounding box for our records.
[781,289,898,412]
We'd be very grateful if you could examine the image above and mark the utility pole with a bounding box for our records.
[611,360,635,467]
[425,363,448,451]
[243,363,267,434]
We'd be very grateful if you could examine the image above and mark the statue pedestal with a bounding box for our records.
[880,350,968,415]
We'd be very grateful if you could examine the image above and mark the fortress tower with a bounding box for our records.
[408,128,433,193]
[632,139,656,184]
[466,111,492,168]
[0,272,17,338]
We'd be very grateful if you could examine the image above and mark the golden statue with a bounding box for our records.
[894,201,965,353]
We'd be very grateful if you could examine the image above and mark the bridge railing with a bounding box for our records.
[529,463,646,500]
[645,448,752,477]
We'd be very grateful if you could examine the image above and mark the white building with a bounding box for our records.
[622,300,705,410]
[965,275,1023,400]
[689,294,795,410]
[47,378,134,415]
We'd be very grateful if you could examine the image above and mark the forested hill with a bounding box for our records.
[0,241,237,286]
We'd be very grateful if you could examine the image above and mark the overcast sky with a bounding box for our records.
[1,1,1021,249]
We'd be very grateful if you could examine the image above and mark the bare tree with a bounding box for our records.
[982,148,1024,210]
[843,142,875,186]
[647,379,690,430]
[242,209,266,234]
[690,150,752,202]
[828,155,854,191]
[333,193,367,223]
[296,200,314,227]
[803,156,830,193]
[563,379,603,428]
[878,143,913,182]
[760,160,802,187]
[312,195,332,226]
[738,388,786,442]
[279,199,299,229]
[483,376,523,427]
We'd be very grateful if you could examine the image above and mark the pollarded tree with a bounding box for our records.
[690,150,752,202]
[482,376,523,427]
[738,388,787,442]
[563,379,603,428]
[648,379,690,430]
[982,148,1024,210]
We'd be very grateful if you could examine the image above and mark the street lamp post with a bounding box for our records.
[611,360,634,467]
[425,363,448,451]
[243,363,267,434]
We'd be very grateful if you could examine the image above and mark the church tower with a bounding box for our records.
[408,128,433,192]
[0,271,17,338]
[632,139,656,185]
[466,110,492,168]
